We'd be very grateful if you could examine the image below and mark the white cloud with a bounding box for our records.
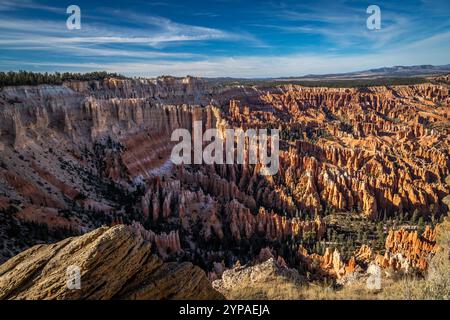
[0,0,61,12]
[8,38,449,78]
[0,11,252,49]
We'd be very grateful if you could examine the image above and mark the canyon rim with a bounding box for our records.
[0,0,449,310]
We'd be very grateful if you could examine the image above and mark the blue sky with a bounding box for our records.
[0,0,449,77]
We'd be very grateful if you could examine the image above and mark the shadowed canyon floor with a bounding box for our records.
[0,76,449,299]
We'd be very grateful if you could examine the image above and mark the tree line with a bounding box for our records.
[0,71,126,87]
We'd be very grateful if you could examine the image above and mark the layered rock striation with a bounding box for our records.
[0,224,222,300]
[0,78,448,286]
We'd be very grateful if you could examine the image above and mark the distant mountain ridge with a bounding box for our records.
[203,64,450,82]
[274,64,450,81]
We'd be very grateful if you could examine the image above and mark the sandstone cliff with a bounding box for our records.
[0,78,448,288]
[375,226,436,272]
[0,224,223,300]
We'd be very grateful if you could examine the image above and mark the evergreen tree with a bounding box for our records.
[0,71,126,87]
[412,209,419,223]
[418,217,425,227]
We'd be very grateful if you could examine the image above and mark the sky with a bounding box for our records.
[0,0,449,78]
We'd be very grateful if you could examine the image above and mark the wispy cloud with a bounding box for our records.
[0,0,60,12]
[254,3,419,51]
[0,0,448,77]
[7,36,450,78]
[0,6,257,62]
[0,15,245,46]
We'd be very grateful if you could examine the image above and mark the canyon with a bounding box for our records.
[0,75,448,299]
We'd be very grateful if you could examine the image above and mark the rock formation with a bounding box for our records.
[375,226,436,272]
[0,224,222,300]
[0,77,448,292]
[294,224,439,279]
[212,258,303,297]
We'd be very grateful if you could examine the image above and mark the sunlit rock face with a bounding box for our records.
[0,77,448,286]
[0,224,223,300]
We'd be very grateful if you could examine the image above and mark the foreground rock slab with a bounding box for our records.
[213,258,303,298]
[0,225,223,300]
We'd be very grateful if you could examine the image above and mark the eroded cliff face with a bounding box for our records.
[0,77,227,262]
[0,78,223,225]
[0,78,448,289]
[375,226,436,272]
[295,224,438,280]
[236,84,449,219]
[0,224,223,300]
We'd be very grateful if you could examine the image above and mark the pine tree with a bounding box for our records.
[412,209,419,224]
[418,217,425,227]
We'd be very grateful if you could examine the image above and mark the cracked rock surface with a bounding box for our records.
[0,225,223,300]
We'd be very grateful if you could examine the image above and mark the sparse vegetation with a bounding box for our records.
[220,218,450,300]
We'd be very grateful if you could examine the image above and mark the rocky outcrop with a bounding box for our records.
[375,226,436,272]
[295,224,438,279]
[297,246,351,279]
[224,201,326,241]
[148,229,183,259]
[0,224,223,300]
[212,258,303,297]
